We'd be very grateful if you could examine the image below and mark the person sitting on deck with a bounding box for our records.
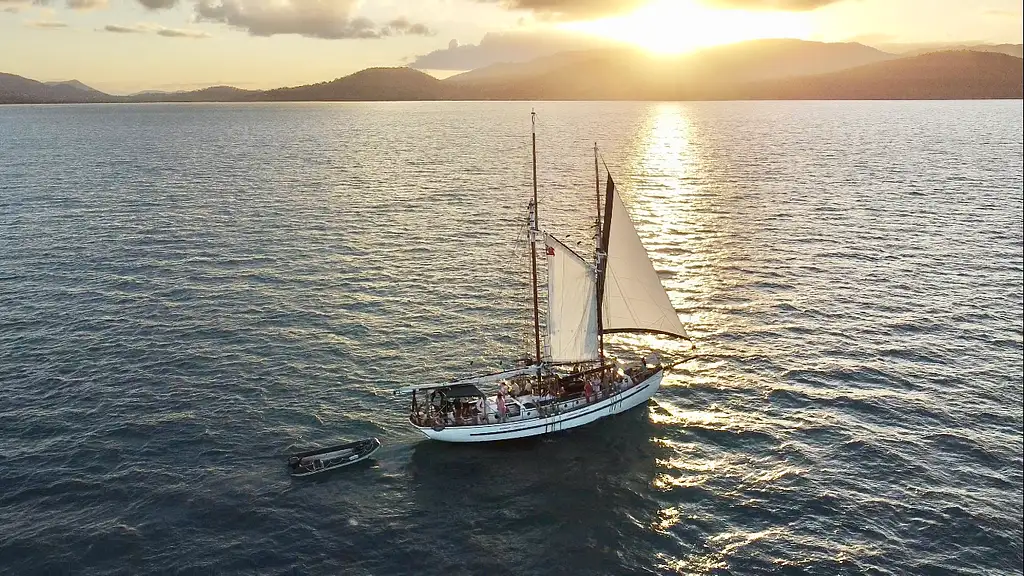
[510,381,521,397]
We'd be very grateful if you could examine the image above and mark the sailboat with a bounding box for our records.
[395,113,692,443]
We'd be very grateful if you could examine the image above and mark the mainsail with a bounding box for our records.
[544,233,600,362]
[599,177,689,340]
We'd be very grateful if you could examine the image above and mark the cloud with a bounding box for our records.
[698,0,844,10]
[985,8,1023,17]
[104,23,143,32]
[478,0,646,19]
[26,19,67,27]
[135,0,176,9]
[156,27,209,37]
[0,0,38,9]
[410,29,622,70]
[102,22,210,37]
[67,0,107,8]
[384,17,432,36]
[195,0,431,39]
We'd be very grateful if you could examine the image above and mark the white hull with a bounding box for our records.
[413,370,663,443]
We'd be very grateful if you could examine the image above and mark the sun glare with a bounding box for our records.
[560,0,815,55]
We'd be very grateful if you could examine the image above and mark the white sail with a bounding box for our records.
[602,189,689,339]
[545,233,600,362]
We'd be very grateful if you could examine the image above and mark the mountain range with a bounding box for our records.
[1,40,1021,104]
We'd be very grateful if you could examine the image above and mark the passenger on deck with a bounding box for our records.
[524,380,533,396]
[584,379,594,403]
[497,393,507,423]
[475,397,487,424]
[510,381,521,396]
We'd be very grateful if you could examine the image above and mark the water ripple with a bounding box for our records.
[0,101,1021,575]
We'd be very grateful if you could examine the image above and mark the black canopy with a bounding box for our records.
[436,384,484,399]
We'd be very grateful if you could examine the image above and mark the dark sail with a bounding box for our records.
[596,174,616,315]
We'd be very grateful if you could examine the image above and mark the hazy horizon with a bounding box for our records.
[1,0,1021,94]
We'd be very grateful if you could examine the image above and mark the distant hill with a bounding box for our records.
[128,85,257,102]
[44,79,106,96]
[447,40,899,100]
[899,43,1023,59]
[0,72,113,103]
[445,48,633,87]
[682,39,897,83]
[446,39,897,99]
[731,51,1024,100]
[446,48,651,99]
[2,41,1021,104]
[259,67,451,101]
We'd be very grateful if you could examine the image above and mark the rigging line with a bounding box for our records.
[663,353,708,371]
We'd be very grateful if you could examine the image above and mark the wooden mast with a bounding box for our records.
[594,143,605,362]
[529,111,542,366]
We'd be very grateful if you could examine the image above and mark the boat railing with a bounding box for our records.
[410,368,657,428]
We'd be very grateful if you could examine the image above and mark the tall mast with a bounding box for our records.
[596,165,616,366]
[529,111,542,366]
[594,143,605,362]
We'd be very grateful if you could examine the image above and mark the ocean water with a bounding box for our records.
[0,101,1021,576]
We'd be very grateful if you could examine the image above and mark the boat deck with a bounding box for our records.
[409,366,659,429]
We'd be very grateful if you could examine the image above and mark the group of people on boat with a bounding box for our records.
[410,354,663,429]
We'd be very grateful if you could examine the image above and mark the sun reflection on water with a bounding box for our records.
[619,103,726,346]
[619,104,813,575]
[649,401,728,427]
[626,103,699,238]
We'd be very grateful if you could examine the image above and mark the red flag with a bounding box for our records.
[545,245,555,256]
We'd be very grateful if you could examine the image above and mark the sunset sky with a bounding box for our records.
[1,0,1021,93]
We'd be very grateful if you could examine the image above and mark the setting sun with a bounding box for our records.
[560,0,816,54]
